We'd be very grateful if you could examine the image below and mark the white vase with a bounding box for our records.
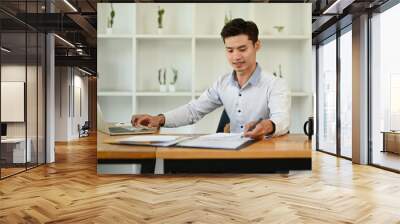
[106,27,112,35]
[168,84,176,92]
[158,28,163,35]
[159,84,167,92]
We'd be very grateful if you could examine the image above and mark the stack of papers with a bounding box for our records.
[118,135,189,147]
[176,133,253,150]
[114,133,255,150]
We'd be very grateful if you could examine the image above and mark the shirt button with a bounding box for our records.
[240,125,243,128]
[239,93,242,96]
[238,110,241,113]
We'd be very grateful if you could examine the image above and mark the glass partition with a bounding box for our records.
[1,31,28,177]
[0,1,46,179]
[371,3,400,171]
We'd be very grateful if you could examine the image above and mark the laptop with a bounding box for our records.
[97,104,157,136]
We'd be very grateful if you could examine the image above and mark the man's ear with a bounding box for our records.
[254,40,261,51]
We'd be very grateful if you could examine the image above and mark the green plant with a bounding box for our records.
[170,68,178,85]
[157,6,165,29]
[273,26,284,33]
[224,10,232,25]
[158,68,166,85]
[107,4,115,28]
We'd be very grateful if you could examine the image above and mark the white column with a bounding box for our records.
[46,33,55,163]
[352,14,369,164]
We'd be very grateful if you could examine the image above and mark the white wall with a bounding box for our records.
[55,67,89,141]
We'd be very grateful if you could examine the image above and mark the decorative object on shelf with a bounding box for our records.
[106,4,115,34]
[273,25,285,35]
[168,67,178,92]
[278,64,283,78]
[224,10,232,25]
[158,68,167,92]
[157,6,165,34]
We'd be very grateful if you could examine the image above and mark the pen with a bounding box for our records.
[248,118,263,132]
[240,118,263,138]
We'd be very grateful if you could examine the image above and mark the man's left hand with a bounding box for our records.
[243,119,274,140]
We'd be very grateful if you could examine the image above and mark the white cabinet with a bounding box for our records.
[97,3,312,133]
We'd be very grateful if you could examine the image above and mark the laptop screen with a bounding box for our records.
[1,123,7,137]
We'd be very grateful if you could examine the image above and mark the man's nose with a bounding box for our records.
[233,51,242,60]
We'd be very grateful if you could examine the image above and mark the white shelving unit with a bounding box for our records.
[98,3,312,133]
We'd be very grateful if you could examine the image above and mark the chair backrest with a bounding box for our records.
[82,121,90,130]
[216,109,230,133]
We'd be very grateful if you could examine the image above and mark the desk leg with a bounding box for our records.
[155,159,164,174]
[97,159,156,174]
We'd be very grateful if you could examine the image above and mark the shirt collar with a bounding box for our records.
[230,63,262,88]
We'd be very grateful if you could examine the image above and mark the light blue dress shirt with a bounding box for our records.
[163,64,291,136]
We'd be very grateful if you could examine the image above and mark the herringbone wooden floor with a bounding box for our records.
[1,134,400,224]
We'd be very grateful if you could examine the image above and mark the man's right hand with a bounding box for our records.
[131,114,165,129]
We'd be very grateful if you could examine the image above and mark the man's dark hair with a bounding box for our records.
[220,18,259,45]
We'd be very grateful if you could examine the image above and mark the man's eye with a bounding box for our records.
[239,48,246,52]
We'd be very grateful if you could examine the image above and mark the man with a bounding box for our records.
[132,18,290,139]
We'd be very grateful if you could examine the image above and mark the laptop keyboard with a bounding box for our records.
[108,126,152,133]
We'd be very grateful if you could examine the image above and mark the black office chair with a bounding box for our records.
[79,121,90,138]
[216,109,230,133]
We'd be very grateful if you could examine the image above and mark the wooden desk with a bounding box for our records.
[1,138,32,164]
[97,132,156,159]
[97,132,312,173]
[157,134,311,159]
[97,132,157,174]
[382,131,400,154]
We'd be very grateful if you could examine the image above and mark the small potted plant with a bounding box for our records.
[106,4,115,34]
[224,10,232,25]
[169,67,178,92]
[157,6,165,34]
[273,25,285,35]
[158,68,167,92]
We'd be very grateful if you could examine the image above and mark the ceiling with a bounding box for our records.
[0,0,393,74]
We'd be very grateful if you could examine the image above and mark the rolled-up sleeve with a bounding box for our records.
[268,78,291,136]
[163,80,223,128]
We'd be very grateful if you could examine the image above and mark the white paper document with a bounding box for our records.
[118,135,190,147]
[176,133,254,150]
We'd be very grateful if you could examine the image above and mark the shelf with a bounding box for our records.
[195,91,312,97]
[136,34,192,39]
[97,34,134,39]
[195,35,220,40]
[259,35,310,40]
[194,35,309,40]
[290,92,313,97]
[136,92,192,97]
[98,91,133,96]
[98,3,312,134]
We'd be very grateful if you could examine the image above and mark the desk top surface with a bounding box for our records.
[97,132,312,160]
[1,137,27,143]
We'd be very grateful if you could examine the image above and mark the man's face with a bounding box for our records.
[224,34,260,74]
